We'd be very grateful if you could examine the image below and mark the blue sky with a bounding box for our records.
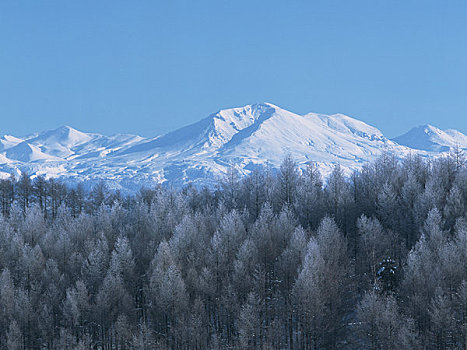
[0,0,466,137]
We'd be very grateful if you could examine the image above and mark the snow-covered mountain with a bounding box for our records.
[0,103,465,192]
[392,124,467,152]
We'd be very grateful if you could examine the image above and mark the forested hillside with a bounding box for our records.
[0,152,465,349]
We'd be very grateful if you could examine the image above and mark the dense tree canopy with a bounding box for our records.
[0,151,465,349]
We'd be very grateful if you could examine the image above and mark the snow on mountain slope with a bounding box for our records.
[0,153,11,164]
[93,103,415,186]
[392,125,467,152]
[5,142,62,162]
[444,129,467,145]
[119,103,273,157]
[0,135,24,151]
[216,105,396,169]
[25,126,94,158]
[22,126,145,159]
[0,103,463,191]
[67,133,145,160]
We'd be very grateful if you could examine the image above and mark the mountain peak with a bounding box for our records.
[5,141,60,162]
[393,125,466,152]
[215,102,278,118]
[56,125,74,131]
[0,134,23,151]
[252,102,281,109]
[18,125,95,158]
[52,124,87,136]
[414,124,440,133]
[0,103,464,192]
[34,125,92,143]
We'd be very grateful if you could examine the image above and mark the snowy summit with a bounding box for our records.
[0,103,465,191]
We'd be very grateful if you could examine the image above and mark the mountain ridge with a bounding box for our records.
[1,103,465,192]
[392,124,467,152]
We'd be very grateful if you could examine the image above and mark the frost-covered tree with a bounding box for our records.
[148,241,188,343]
[357,215,395,287]
[238,292,262,349]
[294,163,323,229]
[276,154,299,207]
[0,154,461,348]
[356,291,417,350]
[293,217,351,348]
[325,164,353,232]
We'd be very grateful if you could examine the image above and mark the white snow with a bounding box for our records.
[0,134,24,151]
[392,124,467,152]
[0,103,464,191]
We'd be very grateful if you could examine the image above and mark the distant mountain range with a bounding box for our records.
[392,124,467,152]
[1,103,465,192]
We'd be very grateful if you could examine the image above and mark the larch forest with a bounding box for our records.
[0,151,465,350]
